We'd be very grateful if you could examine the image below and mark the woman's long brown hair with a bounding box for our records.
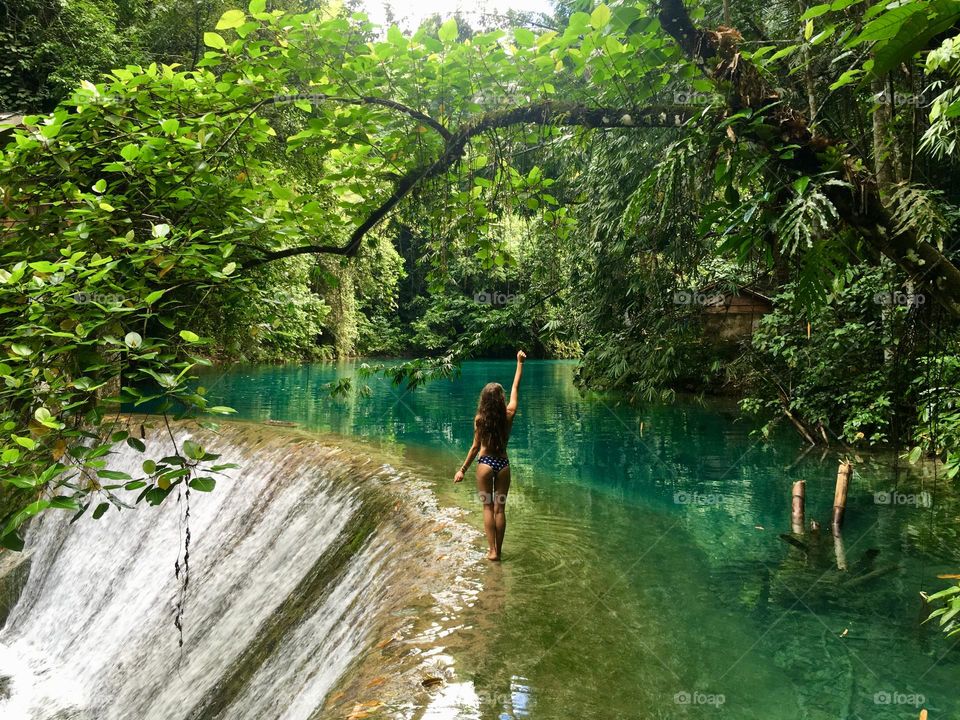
[475,382,508,454]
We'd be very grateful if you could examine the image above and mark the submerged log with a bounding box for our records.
[842,563,901,588]
[791,480,806,535]
[778,533,809,553]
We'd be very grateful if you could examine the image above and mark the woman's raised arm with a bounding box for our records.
[506,350,526,418]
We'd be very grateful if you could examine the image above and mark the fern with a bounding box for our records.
[885,182,954,250]
[920,34,960,159]
[775,179,847,256]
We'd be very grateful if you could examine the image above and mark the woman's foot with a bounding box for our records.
[486,549,501,561]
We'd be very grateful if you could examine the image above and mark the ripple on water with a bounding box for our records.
[501,510,599,587]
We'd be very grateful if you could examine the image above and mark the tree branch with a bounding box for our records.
[268,92,452,140]
[248,102,698,266]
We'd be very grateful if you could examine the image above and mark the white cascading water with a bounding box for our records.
[0,424,408,720]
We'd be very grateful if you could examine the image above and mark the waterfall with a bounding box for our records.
[0,422,457,720]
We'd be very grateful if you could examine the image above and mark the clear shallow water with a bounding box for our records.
[197,360,960,719]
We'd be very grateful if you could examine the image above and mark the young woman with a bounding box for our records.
[454,350,526,561]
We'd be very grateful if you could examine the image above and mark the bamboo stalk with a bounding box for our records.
[831,461,853,534]
[791,480,806,535]
[834,531,848,571]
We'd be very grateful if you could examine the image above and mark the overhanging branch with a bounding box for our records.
[268,92,452,140]
[248,102,699,266]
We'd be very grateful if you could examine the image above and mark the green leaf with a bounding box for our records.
[189,477,216,492]
[124,332,143,349]
[800,3,832,20]
[568,11,591,31]
[204,32,227,49]
[98,469,133,481]
[249,0,266,12]
[216,9,246,30]
[830,68,862,90]
[49,496,80,511]
[144,289,166,304]
[92,179,107,193]
[120,144,140,162]
[3,500,50,536]
[590,4,612,29]
[180,330,200,343]
[92,502,110,519]
[767,44,799,63]
[0,531,24,551]
[208,406,237,415]
[514,27,536,47]
[160,118,180,134]
[438,18,458,43]
[183,439,204,460]
[866,0,960,76]
[12,435,36,451]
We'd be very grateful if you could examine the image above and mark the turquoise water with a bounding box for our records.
[197,360,959,719]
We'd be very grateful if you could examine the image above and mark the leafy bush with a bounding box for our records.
[739,267,913,445]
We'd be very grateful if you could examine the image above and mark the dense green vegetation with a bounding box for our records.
[2,0,960,632]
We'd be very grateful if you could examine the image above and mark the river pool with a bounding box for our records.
[199,359,958,719]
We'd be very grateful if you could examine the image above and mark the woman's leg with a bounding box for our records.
[475,464,498,560]
[493,466,511,557]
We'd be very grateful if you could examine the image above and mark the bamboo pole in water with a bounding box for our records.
[834,530,848,571]
[831,462,852,570]
[791,480,806,535]
[831,461,853,533]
